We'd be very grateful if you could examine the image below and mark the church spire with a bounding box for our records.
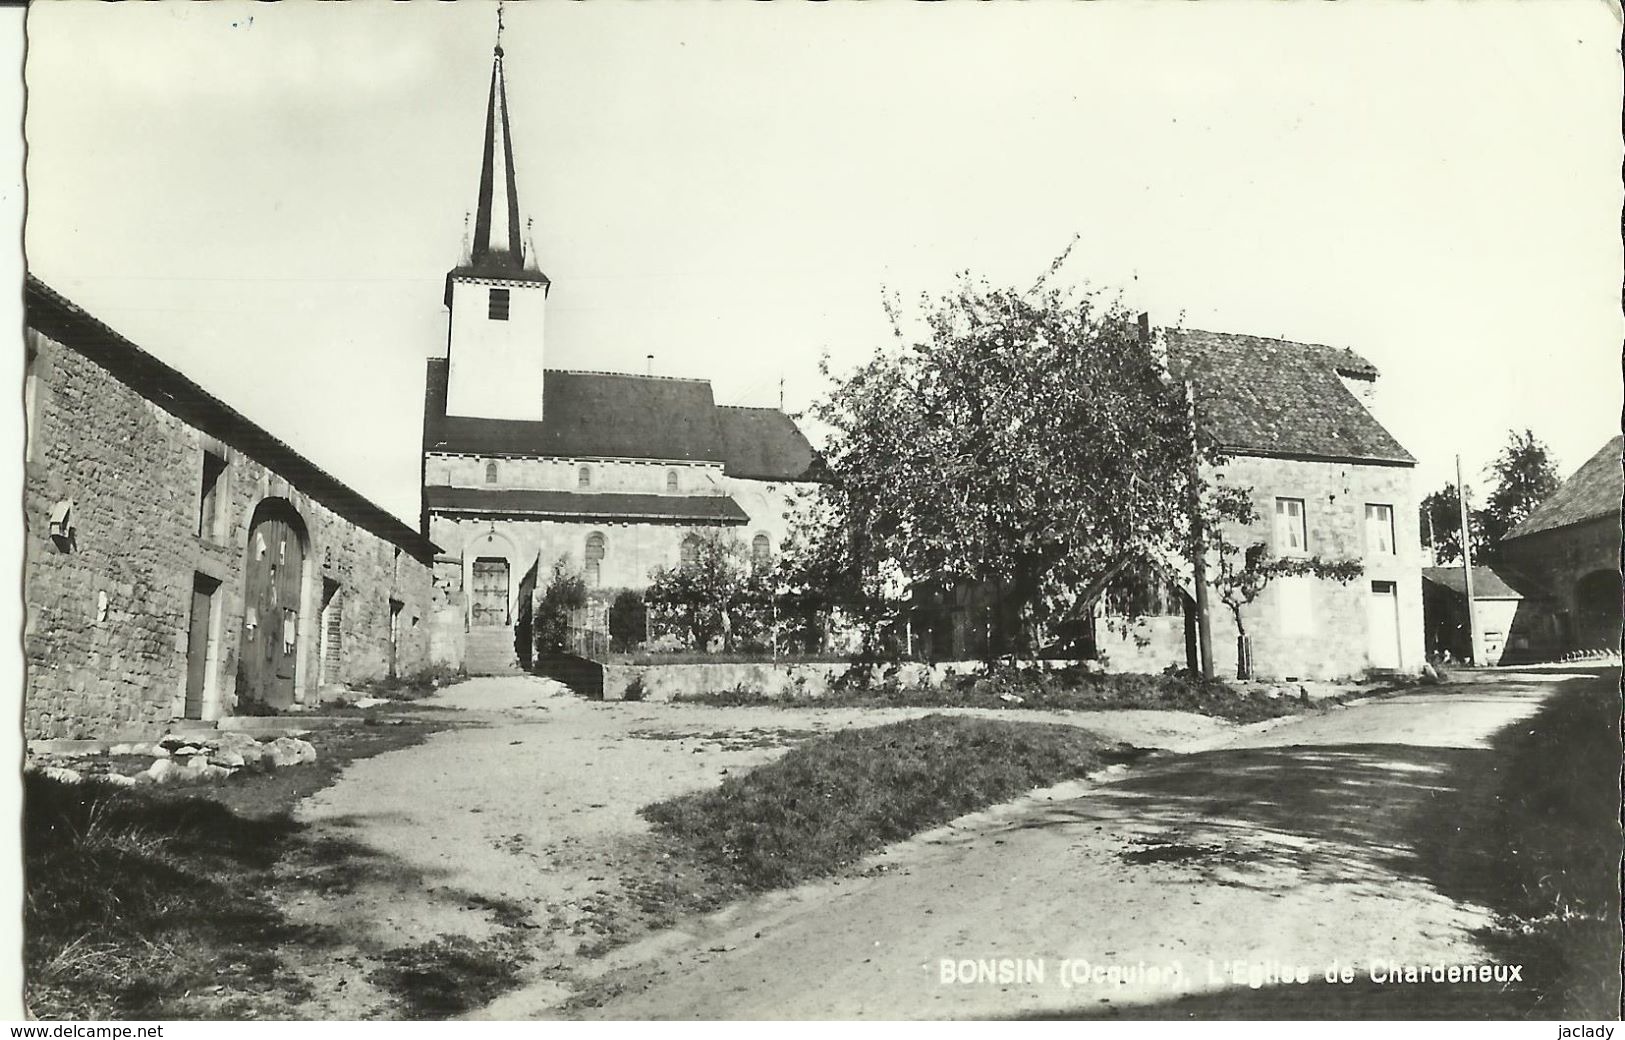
[470,4,525,271]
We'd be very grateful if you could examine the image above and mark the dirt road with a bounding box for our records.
[277,676,1229,1014]
[546,671,1593,1020]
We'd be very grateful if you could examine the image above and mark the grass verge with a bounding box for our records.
[641,714,1116,893]
[680,665,1317,724]
[24,716,458,1019]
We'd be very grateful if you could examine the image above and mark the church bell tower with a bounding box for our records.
[444,16,550,422]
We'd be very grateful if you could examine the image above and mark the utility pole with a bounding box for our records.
[1455,454,1484,664]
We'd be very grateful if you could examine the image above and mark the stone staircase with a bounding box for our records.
[465,625,522,675]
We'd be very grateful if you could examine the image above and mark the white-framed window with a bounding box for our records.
[1365,503,1395,555]
[751,532,772,571]
[578,465,592,489]
[679,534,700,571]
[585,531,606,587]
[488,288,510,321]
[1274,497,1308,556]
[666,469,679,493]
[484,460,499,484]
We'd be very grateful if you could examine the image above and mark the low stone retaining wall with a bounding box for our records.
[601,658,1083,702]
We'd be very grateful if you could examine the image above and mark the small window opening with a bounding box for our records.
[752,532,772,571]
[578,465,592,489]
[666,469,679,493]
[199,451,228,540]
[488,288,510,320]
[485,460,499,484]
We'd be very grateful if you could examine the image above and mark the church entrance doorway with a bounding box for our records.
[472,557,511,627]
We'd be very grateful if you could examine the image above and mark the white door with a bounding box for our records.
[1367,581,1401,669]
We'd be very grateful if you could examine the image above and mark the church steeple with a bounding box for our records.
[441,4,551,424]
[470,12,525,272]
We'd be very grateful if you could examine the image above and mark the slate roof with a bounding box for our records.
[423,485,749,524]
[1505,435,1624,540]
[26,276,440,562]
[1422,565,1536,600]
[1165,329,1414,465]
[714,406,820,481]
[422,358,821,481]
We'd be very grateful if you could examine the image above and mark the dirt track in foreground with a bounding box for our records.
[541,672,1594,1020]
[275,676,1229,1015]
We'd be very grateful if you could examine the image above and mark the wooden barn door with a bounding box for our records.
[241,512,305,709]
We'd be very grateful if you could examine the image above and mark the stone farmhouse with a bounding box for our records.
[1498,434,1623,657]
[419,43,820,675]
[23,278,440,740]
[1031,329,1420,680]
[909,329,1426,682]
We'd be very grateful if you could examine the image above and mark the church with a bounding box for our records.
[420,39,820,675]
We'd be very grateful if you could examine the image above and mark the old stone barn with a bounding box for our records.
[1499,434,1624,657]
[23,277,440,739]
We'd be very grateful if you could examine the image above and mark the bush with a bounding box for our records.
[608,590,647,653]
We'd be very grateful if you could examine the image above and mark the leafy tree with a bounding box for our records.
[645,528,772,651]
[534,556,586,658]
[1418,431,1559,566]
[608,588,647,652]
[1478,429,1560,563]
[1206,485,1364,678]
[797,257,1236,656]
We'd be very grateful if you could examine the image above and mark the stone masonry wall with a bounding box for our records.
[1202,455,1423,680]
[23,327,435,739]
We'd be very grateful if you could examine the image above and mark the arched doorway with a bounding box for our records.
[240,498,309,710]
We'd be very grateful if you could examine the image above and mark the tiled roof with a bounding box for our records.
[1165,329,1414,465]
[1505,435,1623,540]
[26,276,440,562]
[714,406,821,481]
[424,485,749,524]
[422,359,821,481]
[1422,565,1537,600]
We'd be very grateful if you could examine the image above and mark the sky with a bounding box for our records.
[22,0,1623,526]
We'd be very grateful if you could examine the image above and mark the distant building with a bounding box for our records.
[1421,565,1556,666]
[23,278,439,739]
[1499,435,1623,657]
[420,41,821,674]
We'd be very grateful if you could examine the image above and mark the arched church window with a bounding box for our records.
[585,532,606,587]
[578,465,592,489]
[679,534,701,571]
[485,460,498,484]
[752,532,772,571]
[666,469,679,493]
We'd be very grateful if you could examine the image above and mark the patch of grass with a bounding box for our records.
[23,773,319,1019]
[353,663,469,702]
[1416,668,1623,1017]
[25,712,460,1019]
[679,665,1313,723]
[370,934,531,1019]
[641,715,1113,892]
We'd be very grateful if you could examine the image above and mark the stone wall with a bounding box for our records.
[426,451,726,497]
[23,326,436,739]
[1202,454,1424,679]
[426,477,805,622]
[1500,516,1623,654]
